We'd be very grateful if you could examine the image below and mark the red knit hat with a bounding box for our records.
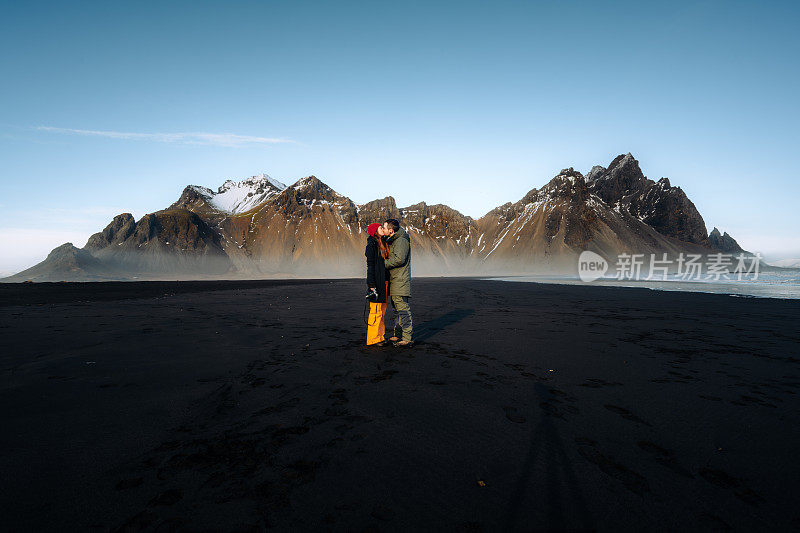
[367,223,380,237]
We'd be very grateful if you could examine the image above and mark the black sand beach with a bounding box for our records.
[1,278,799,531]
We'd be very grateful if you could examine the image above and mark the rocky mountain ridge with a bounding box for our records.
[4,154,753,281]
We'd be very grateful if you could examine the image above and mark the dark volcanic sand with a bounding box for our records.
[1,278,799,531]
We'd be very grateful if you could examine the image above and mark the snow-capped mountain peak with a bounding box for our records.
[192,173,286,214]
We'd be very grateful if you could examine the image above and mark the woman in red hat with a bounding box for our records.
[365,222,391,346]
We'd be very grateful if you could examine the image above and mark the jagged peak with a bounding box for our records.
[587,152,648,205]
[709,227,721,237]
[187,184,214,196]
[404,201,428,211]
[707,227,745,253]
[273,176,356,216]
[358,196,397,209]
[169,186,217,214]
[112,212,135,223]
[400,201,470,219]
[609,152,635,166]
[356,196,400,225]
[602,152,642,177]
[291,175,324,189]
[218,173,286,193]
[586,165,606,181]
[85,212,138,250]
[541,167,588,194]
[484,166,590,220]
[287,175,348,201]
[557,167,584,179]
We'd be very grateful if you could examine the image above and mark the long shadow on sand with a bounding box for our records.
[412,308,474,342]
[503,383,594,530]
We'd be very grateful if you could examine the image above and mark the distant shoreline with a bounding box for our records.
[488,271,800,300]
[0,276,498,307]
[2,269,799,306]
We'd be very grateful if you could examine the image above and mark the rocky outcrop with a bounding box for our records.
[86,209,230,275]
[85,213,136,250]
[169,186,219,217]
[357,197,401,226]
[400,202,474,241]
[587,154,648,205]
[706,227,745,253]
[587,153,708,244]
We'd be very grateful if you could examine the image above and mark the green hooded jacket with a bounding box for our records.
[385,226,411,297]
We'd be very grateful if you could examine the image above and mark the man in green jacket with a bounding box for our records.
[383,218,413,346]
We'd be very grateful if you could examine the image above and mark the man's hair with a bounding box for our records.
[384,219,400,232]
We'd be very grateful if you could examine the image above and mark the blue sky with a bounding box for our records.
[1,0,799,274]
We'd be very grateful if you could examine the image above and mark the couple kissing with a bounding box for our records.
[364,219,413,347]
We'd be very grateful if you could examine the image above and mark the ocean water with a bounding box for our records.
[486,270,800,300]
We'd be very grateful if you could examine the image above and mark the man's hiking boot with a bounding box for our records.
[387,336,400,342]
[394,340,414,347]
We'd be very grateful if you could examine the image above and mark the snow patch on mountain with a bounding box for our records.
[191,173,286,213]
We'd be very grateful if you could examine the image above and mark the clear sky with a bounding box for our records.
[1,0,799,275]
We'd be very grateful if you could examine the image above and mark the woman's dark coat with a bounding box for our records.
[365,236,389,303]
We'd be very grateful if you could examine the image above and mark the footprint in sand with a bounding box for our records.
[575,438,650,495]
[698,467,766,506]
[579,378,623,388]
[636,441,693,478]
[604,404,652,426]
[539,398,579,419]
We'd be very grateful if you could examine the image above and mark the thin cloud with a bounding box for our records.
[36,126,295,147]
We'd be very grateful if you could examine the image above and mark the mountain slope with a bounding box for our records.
[220,176,363,275]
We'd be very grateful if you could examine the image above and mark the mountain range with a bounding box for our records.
[4,153,750,282]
